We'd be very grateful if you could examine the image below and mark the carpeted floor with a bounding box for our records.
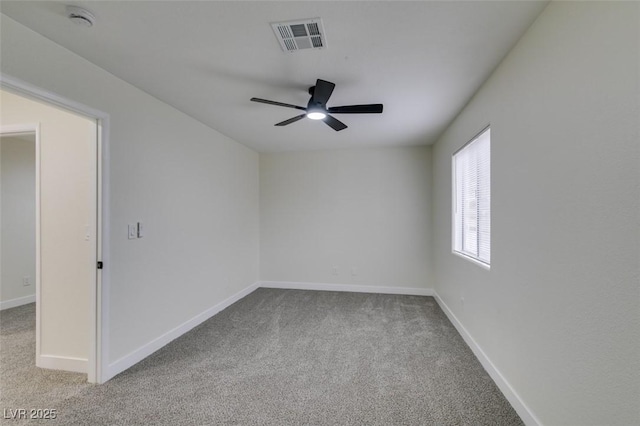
[1,288,523,425]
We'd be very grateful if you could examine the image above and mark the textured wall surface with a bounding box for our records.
[431,2,639,424]
[0,135,36,303]
[1,16,260,366]
[261,147,432,290]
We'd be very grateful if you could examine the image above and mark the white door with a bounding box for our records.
[0,88,97,376]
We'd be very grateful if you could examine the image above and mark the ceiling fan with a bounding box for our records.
[250,79,383,131]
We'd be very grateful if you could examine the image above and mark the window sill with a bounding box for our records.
[452,250,490,270]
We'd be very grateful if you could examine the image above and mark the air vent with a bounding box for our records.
[271,18,326,52]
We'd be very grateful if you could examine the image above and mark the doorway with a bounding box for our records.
[0,87,100,382]
[0,132,36,311]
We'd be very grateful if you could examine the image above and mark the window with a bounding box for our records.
[453,127,490,267]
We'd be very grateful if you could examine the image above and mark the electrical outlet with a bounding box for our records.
[332,267,338,276]
[128,224,137,239]
[351,267,358,276]
[22,276,31,286]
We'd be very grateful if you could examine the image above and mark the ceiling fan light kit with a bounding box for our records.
[306,111,326,120]
[251,79,383,131]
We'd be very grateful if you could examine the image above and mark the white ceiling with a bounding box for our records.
[1,1,548,152]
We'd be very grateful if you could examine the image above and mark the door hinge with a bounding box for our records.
[97,261,103,269]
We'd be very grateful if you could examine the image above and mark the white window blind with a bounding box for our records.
[453,127,490,266]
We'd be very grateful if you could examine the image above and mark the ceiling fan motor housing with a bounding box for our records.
[250,79,383,131]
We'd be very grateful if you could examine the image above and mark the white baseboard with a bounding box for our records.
[37,354,87,373]
[0,294,35,311]
[104,281,260,381]
[259,281,433,296]
[433,291,541,426]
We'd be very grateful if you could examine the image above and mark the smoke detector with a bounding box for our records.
[271,18,326,52]
[66,6,95,27]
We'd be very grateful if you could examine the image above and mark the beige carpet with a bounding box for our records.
[0,288,522,425]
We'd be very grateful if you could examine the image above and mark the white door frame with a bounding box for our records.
[1,73,110,384]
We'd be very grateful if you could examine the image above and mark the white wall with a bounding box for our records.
[1,15,260,376]
[261,147,432,291]
[0,135,36,305]
[431,2,639,425]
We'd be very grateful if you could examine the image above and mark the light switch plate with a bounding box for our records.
[128,224,137,239]
[137,222,143,238]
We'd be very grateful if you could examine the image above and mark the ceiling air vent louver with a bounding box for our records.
[271,18,326,52]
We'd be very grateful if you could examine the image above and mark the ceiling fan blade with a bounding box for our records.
[323,115,348,131]
[312,79,335,106]
[275,114,307,126]
[328,104,384,114]
[251,98,306,111]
